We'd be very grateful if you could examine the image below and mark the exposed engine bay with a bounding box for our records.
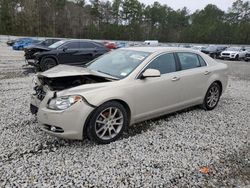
[37,75,111,91]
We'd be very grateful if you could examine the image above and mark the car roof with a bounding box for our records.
[122,47,199,53]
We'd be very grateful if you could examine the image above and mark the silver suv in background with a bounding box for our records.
[220,47,247,60]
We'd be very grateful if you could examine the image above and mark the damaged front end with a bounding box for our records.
[37,74,110,91]
[30,65,116,114]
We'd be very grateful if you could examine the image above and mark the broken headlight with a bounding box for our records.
[48,95,82,110]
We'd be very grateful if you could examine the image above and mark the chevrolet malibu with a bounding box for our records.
[30,47,228,144]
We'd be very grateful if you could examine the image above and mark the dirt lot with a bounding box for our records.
[0,42,249,187]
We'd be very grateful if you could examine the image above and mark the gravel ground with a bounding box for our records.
[0,43,249,187]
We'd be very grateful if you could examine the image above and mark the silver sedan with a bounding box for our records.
[30,47,228,144]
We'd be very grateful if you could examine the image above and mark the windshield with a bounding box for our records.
[49,40,65,48]
[86,49,151,79]
[226,47,241,51]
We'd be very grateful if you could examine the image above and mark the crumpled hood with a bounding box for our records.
[58,81,114,97]
[39,64,117,80]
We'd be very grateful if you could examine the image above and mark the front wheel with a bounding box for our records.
[40,58,57,71]
[202,82,221,110]
[87,101,129,144]
[211,53,217,59]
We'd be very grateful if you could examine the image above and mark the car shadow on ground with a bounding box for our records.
[123,106,200,139]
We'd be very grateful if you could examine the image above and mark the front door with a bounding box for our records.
[133,53,182,121]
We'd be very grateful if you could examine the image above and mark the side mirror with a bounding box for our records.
[141,69,161,79]
[63,47,68,52]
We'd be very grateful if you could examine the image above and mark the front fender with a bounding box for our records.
[80,85,136,123]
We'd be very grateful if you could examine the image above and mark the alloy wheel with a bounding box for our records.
[207,85,220,108]
[95,107,124,140]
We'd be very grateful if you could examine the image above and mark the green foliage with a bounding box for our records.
[0,0,249,44]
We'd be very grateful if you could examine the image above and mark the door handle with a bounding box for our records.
[204,71,211,75]
[171,76,180,81]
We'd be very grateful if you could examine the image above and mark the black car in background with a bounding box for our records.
[24,39,61,61]
[30,39,109,71]
[201,46,227,59]
[245,48,250,62]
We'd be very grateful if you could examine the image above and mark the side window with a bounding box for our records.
[177,52,201,70]
[198,55,207,67]
[80,42,95,48]
[147,53,176,74]
[63,42,79,49]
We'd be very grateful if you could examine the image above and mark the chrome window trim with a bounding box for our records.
[135,51,208,79]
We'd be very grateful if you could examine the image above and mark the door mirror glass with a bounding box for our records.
[142,69,161,79]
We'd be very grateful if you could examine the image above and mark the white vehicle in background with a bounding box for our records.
[144,40,159,46]
[220,47,247,60]
[191,46,207,51]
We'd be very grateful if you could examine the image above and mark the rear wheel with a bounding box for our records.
[202,82,221,110]
[87,101,129,144]
[40,58,57,71]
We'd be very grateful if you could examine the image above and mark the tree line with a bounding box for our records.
[0,0,249,44]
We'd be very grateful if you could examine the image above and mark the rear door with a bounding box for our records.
[57,41,81,64]
[175,52,209,106]
[79,42,97,63]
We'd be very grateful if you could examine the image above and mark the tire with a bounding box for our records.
[202,82,221,111]
[87,101,129,144]
[235,55,239,61]
[211,53,217,59]
[40,57,57,71]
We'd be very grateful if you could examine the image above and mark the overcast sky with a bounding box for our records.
[139,0,237,12]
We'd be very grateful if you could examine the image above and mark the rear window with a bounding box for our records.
[198,55,207,66]
[177,52,201,70]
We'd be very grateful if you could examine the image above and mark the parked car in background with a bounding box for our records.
[191,46,207,51]
[201,45,227,59]
[115,41,126,48]
[144,40,159,46]
[178,44,193,48]
[220,47,246,60]
[24,39,61,62]
[12,38,41,50]
[244,47,250,62]
[31,39,109,71]
[6,37,30,46]
[30,47,228,144]
[102,41,117,50]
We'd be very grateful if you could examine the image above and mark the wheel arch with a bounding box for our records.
[213,80,223,95]
[40,55,59,65]
[82,99,132,139]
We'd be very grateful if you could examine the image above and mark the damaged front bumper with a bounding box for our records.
[30,86,95,140]
[26,59,39,67]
